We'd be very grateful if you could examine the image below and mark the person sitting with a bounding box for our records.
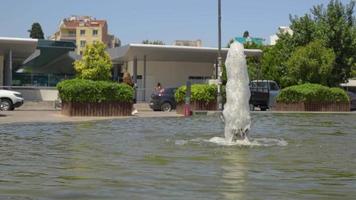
[155,82,164,94]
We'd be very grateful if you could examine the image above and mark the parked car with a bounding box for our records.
[0,89,24,111]
[249,80,280,111]
[149,88,177,112]
[347,91,356,111]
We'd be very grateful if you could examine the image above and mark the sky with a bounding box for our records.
[0,0,352,47]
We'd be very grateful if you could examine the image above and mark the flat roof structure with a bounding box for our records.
[0,37,77,86]
[109,43,263,63]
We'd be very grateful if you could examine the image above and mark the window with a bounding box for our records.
[93,29,98,36]
[80,40,86,47]
[270,82,279,91]
[80,30,86,36]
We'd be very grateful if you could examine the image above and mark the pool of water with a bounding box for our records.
[0,113,356,199]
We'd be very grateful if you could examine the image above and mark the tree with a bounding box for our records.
[142,40,165,45]
[243,31,250,38]
[285,40,335,86]
[261,0,356,87]
[74,41,113,81]
[28,22,44,39]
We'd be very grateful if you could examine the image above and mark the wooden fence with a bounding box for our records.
[274,102,350,112]
[62,102,133,116]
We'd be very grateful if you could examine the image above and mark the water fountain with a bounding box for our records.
[210,41,252,145]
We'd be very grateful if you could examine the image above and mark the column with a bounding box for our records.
[143,55,147,101]
[4,50,12,86]
[0,55,3,86]
[133,57,138,103]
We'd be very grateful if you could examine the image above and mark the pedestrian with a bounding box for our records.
[123,72,138,115]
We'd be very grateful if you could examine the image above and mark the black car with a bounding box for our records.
[149,88,177,112]
[347,91,356,111]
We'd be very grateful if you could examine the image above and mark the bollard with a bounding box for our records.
[184,81,192,117]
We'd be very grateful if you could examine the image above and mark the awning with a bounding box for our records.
[0,37,38,69]
[108,43,263,63]
[22,40,78,74]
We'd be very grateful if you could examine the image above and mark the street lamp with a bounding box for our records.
[217,0,223,111]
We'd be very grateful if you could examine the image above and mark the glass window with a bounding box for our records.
[80,30,86,36]
[93,30,98,36]
[270,82,279,91]
[80,40,86,47]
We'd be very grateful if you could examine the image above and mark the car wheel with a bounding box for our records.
[161,102,172,112]
[0,99,14,111]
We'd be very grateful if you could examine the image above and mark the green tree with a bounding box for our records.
[260,33,296,87]
[266,0,356,87]
[74,41,113,81]
[28,22,44,39]
[142,40,165,45]
[285,40,335,86]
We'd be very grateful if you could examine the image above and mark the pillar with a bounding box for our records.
[0,55,3,86]
[143,55,147,101]
[4,50,12,86]
[133,57,138,103]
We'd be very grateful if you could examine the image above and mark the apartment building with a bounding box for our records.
[270,26,293,45]
[50,16,120,54]
[174,39,202,47]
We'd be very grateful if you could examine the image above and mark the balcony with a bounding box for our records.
[60,33,76,40]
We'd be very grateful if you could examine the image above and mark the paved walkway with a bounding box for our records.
[0,102,183,125]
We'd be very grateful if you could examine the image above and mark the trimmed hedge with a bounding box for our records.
[57,79,134,103]
[276,83,349,103]
[175,84,217,103]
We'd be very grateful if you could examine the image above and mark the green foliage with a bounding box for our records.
[285,40,335,86]
[28,22,44,39]
[142,40,165,45]
[57,79,133,103]
[74,41,113,81]
[224,41,264,81]
[175,84,217,103]
[276,83,349,103]
[262,0,356,87]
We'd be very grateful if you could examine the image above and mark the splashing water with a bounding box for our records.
[207,42,287,147]
[223,42,251,142]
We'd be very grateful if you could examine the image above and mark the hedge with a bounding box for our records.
[175,84,217,103]
[57,79,134,103]
[276,83,349,103]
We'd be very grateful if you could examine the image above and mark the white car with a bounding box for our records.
[0,89,24,111]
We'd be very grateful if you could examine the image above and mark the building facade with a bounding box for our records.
[174,39,202,47]
[270,26,293,45]
[50,16,120,54]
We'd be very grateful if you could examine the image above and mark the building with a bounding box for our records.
[270,26,293,45]
[174,39,202,47]
[108,44,262,102]
[50,16,120,55]
[0,37,77,87]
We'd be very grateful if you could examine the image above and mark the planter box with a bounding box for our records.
[62,102,133,116]
[176,101,217,114]
[273,102,350,112]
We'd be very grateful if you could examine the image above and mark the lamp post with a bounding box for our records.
[217,0,223,111]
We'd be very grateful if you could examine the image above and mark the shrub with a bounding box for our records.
[175,84,217,103]
[276,83,349,103]
[57,79,133,103]
[74,41,113,81]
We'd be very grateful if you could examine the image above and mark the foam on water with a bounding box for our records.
[175,137,288,147]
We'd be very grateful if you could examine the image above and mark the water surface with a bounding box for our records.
[0,113,355,199]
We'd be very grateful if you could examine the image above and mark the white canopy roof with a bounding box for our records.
[0,37,38,59]
[108,43,263,63]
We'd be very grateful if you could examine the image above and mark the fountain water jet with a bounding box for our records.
[223,42,251,142]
